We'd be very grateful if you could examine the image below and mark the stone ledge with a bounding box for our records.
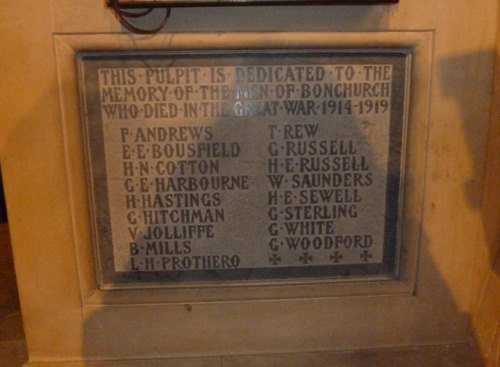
[24,342,483,367]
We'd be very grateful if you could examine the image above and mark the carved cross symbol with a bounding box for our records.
[360,250,373,262]
[330,251,343,263]
[268,253,281,266]
[299,252,313,264]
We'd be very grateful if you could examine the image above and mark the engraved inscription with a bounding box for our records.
[79,51,408,284]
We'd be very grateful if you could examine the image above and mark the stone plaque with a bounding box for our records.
[78,50,409,286]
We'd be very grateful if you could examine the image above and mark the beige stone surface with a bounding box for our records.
[471,3,500,365]
[0,1,84,361]
[474,146,500,363]
[0,0,498,365]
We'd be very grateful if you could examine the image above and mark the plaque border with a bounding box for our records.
[53,31,432,304]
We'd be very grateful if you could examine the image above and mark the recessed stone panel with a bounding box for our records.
[78,50,410,286]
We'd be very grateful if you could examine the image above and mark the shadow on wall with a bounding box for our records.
[440,50,500,366]
[0,167,7,224]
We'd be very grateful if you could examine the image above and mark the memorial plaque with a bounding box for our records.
[78,50,409,286]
